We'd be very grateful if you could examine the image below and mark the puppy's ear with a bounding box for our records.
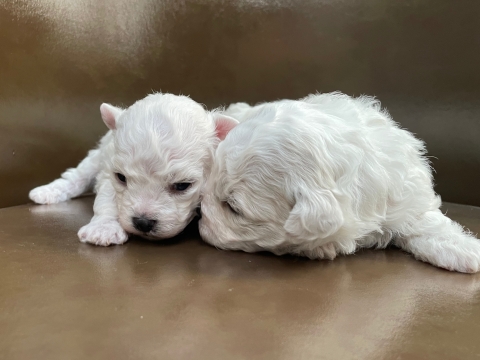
[100,103,123,130]
[212,113,239,141]
[284,188,344,241]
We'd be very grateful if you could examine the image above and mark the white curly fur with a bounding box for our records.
[30,93,238,246]
[199,92,480,273]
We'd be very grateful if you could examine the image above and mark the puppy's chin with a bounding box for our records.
[136,231,180,241]
[126,226,186,240]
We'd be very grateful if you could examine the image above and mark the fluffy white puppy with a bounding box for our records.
[200,92,480,273]
[30,93,237,246]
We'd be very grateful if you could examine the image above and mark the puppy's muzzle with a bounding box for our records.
[132,216,157,233]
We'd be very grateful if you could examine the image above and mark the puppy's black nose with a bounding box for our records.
[132,216,157,233]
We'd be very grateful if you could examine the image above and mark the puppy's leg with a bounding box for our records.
[29,132,111,204]
[394,210,480,273]
[78,179,128,246]
[29,149,102,204]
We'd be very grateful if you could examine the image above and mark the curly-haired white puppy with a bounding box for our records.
[29,93,237,246]
[199,92,480,273]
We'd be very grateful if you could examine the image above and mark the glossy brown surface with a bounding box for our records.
[1,0,480,207]
[0,198,479,359]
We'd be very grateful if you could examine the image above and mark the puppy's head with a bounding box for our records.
[100,93,237,239]
[199,104,344,253]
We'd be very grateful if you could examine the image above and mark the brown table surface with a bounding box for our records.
[1,197,479,360]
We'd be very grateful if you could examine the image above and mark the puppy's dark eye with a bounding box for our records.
[173,182,192,192]
[115,173,126,184]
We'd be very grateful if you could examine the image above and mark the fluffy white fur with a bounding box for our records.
[30,93,238,246]
[199,92,480,273]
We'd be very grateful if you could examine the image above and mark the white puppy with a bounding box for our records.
[30,93,237,246]
[199,92,480,273]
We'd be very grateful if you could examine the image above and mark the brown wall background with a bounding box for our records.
[1,0,480,208]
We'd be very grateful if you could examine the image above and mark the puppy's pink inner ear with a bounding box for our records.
[100,103,123,130]
[214,115,238,141]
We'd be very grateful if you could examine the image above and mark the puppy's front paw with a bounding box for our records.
[29,184,69,204]
[78,220,128,246]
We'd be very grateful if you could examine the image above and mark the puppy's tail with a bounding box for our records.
[394,210,480,273]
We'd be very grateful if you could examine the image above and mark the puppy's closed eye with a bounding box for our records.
[115,173,127,184]
[224,201,240,215]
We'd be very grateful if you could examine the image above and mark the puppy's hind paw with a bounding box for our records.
[440,240,480,274]
[78,220,129,246]
[29,185,69,204]
[400,232,480,273]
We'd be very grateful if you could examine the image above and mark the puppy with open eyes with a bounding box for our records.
[199,92,480,273]
[29,93,238,246]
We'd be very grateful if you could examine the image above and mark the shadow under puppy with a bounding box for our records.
[30,93,238,246]
[200,92,480,273]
